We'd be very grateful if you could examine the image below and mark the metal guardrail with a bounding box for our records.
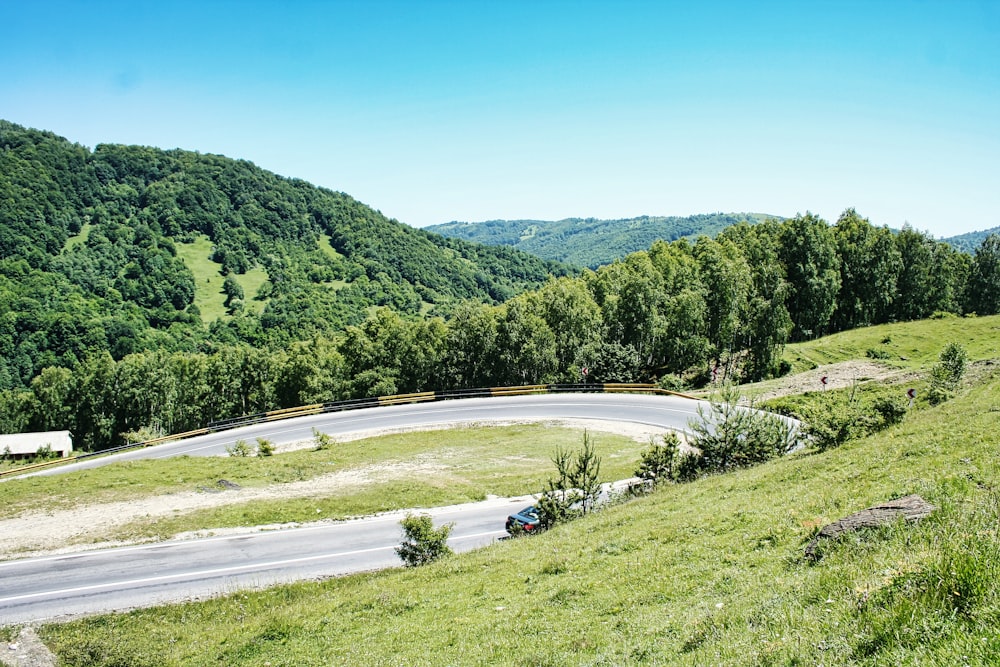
[0,383,693,478]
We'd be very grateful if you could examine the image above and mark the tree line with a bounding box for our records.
[3,210,997,452]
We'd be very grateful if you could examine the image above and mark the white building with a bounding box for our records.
[0,431,73,459]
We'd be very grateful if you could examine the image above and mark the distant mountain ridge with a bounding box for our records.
[943,226,1000,254]
[425,213,779,268]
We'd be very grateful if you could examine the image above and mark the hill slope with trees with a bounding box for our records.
[425,213,778,268]
[3,120,1000,453]
[0,120,570,390]
[944,225,1000,254]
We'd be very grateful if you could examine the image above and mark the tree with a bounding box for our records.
[493,296,558,386]
[965,234,1000,315]
[222,274,244,310]
[720,220,792,381]
[692,236,751,378]
[442,301,499,389]
[778,213,841,341]
[536,431,603,528]
[535,277,603,381]
[831,209,901,330]
[396,514,453,567]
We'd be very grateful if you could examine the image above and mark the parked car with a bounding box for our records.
[505,505,541,534]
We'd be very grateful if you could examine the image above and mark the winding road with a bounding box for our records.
[31,392,707,476]
[1,392,709,624]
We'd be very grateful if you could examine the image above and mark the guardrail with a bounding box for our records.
[0,383,693,478]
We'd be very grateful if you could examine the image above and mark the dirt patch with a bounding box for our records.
[2,627,56,667]
[737,360,920,401]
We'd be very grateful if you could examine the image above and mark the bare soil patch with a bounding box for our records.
[737,360,919,401]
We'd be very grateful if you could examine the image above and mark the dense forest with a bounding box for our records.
[426,213,778,268]
[3,120,1000,452]
[0,120,569,390]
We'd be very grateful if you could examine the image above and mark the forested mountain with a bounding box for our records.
[944,226,1000,254]
[0,120,570,390]
[4,120,1000,453]
[425,213,778,268]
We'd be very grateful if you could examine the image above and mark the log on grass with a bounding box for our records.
[805,494,934,559]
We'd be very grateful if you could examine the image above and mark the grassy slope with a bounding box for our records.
[784,313,1000,373]
[33,319,1000,665]
[174,234,268,320]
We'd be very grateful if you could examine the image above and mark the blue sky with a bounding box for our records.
[3,1,998,237]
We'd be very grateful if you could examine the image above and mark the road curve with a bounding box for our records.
[1,393,796,623]
[30,392,708,477]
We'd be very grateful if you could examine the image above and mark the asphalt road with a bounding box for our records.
[28,392,708,476]
[0,495,530,625]
[1,393,710,624]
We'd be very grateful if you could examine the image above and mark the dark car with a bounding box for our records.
[505,505,542,534]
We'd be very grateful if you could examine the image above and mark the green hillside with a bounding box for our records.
[426,213,778,268]
[0,120,570,389]
[30,316,1000,665]
[944,225,1000,254]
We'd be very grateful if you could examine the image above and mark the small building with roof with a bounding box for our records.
[0,430,73,460]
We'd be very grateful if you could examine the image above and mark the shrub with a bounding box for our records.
[686,384,798,474]
[396,514,453,567]
[226,439,252,457]
[656,374,688,392]
[865,347,891,360]
[790,386,909,451]
[256,438,275,457]
[313,428,336,451]
[928,343,968,405]
[32,444,58,462]
[635,432,683,486]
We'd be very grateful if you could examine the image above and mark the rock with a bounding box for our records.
[216,479,242,490]
[805,494,934,560]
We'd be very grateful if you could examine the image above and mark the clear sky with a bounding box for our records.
[3,1,998,237]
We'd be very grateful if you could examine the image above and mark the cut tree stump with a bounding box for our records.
[804,494,934,560]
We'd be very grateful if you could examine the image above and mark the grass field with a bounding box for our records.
[783,313,1000,373]
[10,316,1000,665]
[175,234,269,321]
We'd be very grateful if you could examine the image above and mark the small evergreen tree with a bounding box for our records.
[396,514,453,567]
[635,432,683,485]
[256,437,275,457]
[928,342,968,405]
[536,431,603,529]
[687,383,798,473]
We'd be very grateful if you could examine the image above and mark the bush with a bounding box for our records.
[313,428,335,451]
[256,438,275,457]
[686,384,798,474]
[928,343,968,405]
[656,374,688,392]
[226,439,252,457]
[396,514,453,567]
[784,386,910,451]
[635,432,683,485]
